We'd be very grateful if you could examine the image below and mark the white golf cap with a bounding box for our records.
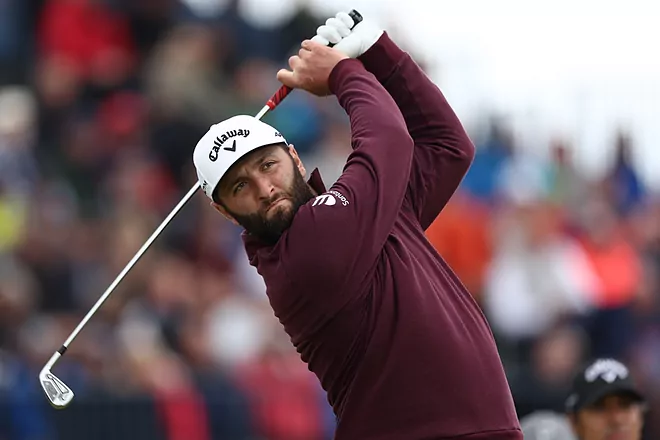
[193,115,288,200]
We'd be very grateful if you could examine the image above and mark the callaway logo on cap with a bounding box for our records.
[209,129,250,161]
[192,115,288,200]
[565,358,645,413]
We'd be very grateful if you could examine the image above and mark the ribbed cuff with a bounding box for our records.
[357,31,406,83]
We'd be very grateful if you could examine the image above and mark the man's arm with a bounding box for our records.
[281,55,414,309]
[359,32,475,230]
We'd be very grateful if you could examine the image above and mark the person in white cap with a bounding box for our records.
[193,11,521,440]
[194,114,316,244]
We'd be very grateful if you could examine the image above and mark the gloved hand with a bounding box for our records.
[311,11,384,59]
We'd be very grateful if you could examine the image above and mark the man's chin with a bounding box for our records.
[266,198,292,217]
[249,205,295,244]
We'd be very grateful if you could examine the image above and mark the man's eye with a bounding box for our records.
[234,182,246,194]
[263,161,276,170]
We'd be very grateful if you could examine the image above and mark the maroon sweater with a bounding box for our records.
[243,33,522,440]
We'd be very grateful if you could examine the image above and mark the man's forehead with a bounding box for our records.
[588,392,641,408]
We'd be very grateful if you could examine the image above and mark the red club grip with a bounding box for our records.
[266,85,293,110]
[266,9,363,111]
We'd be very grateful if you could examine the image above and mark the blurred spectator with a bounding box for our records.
[565,357,647,440]
[460,115,514,203]
[496,149,551,207]
[520,410,577,440]
[605,129,646,216]
[0,0,32,84]
[143,23,234,127]
[425,192,492,303]
[510,324,588,418]
[235,328,328,440]
[36,0,137,90]
[574,194,643,360]
[302,116,352,187]
[173,312,255,440]
[546,137,589,220]
[0,86,39,198]
[483,198,596,355]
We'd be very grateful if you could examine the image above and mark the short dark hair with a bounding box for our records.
[211,142,290,205]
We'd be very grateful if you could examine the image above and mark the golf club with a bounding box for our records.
[39,9,363,409]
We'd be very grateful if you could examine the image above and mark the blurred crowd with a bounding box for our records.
[0,0,658,439]
[427,120,660,437]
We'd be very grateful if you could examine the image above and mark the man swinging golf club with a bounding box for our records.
[193,11,522,440]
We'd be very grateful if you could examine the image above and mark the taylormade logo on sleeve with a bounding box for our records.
[312,190,349,207]
[313,194,336,206]
[209,129,250,161]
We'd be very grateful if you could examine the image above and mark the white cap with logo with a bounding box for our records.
[192,115,288,200]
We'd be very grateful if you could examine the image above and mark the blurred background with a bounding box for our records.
[0,0,658,439]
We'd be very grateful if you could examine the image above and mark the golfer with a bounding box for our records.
[193,11,521,440]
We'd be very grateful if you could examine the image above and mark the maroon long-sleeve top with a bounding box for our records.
[243,33,522,440]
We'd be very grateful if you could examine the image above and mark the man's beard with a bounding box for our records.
[227,167,315,245]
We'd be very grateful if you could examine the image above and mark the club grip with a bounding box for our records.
[266,9,364,110]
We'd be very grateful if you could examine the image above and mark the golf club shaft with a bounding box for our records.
[63,181,199,349]
[44,8,363,372]
[47,100,275,372]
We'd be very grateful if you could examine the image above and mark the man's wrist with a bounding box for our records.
[357,32,407,84]
[328,58,365,96]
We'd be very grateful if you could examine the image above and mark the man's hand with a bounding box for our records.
[312,11,384,59]
[276,40,349,97]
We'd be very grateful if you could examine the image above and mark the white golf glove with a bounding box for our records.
[311,11,384,59]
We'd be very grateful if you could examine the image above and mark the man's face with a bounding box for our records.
[571,393,644,440]
[213,144,315,245]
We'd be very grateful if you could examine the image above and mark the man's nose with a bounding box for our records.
[608,407,630,426]
[255,176,275,200]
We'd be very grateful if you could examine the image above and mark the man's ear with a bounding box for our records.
[288,144,306,178]
[211,202,239,226]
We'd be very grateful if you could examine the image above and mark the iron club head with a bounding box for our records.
[39,366,74,409]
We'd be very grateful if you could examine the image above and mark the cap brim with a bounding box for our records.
[581,383,645,410]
